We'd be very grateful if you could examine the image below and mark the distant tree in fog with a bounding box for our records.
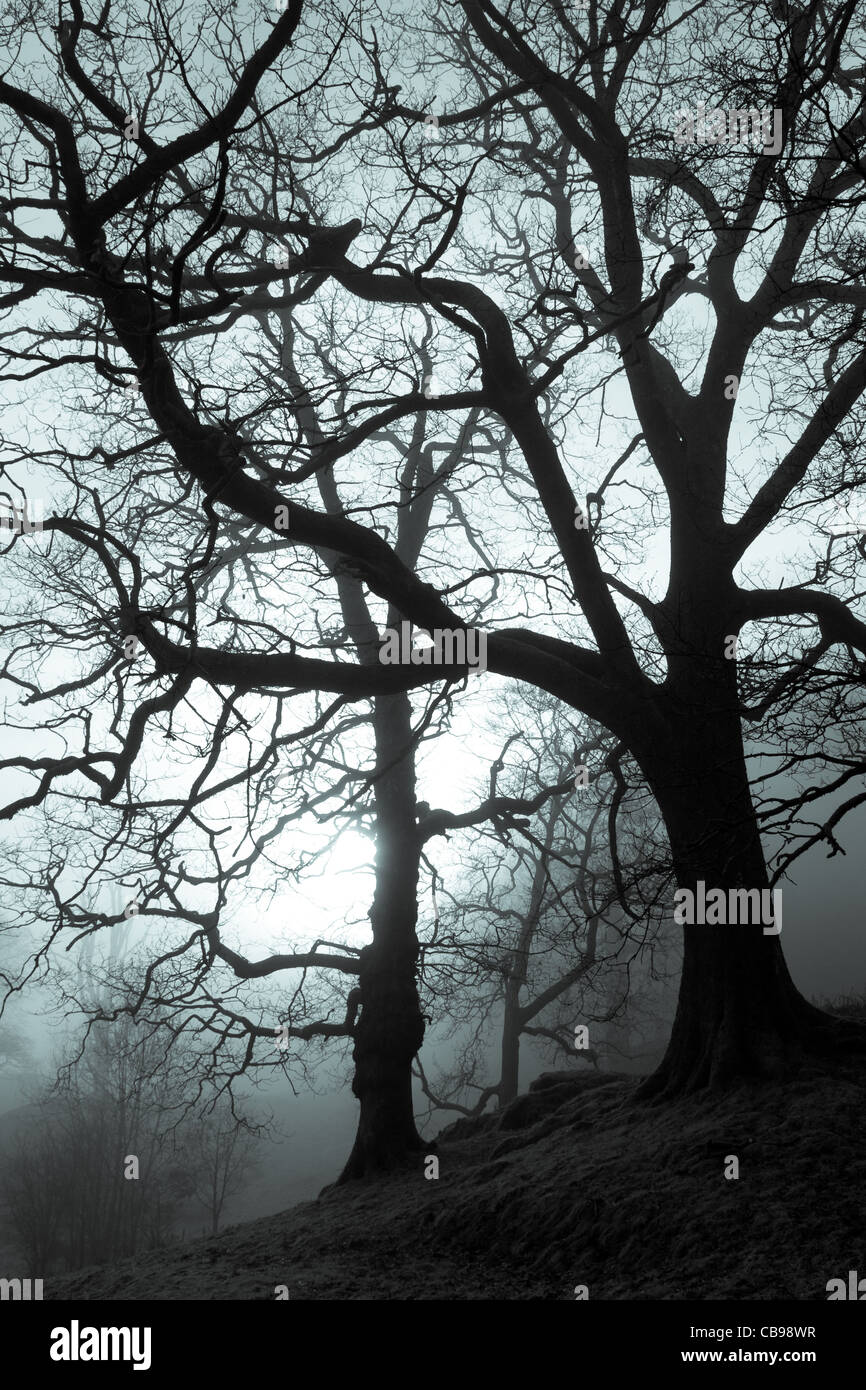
[0,1016,260,1270]
[182,1094,260,1236]
[415,690,675,1114]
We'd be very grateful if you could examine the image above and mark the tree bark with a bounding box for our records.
[338,691,426,1180]
[637,705,861,1098]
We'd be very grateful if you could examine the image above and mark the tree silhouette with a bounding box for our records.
[2,2,866,1194]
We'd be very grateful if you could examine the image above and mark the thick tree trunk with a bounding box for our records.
[638,710,861,1098]
[338,691,426,1181]
[338,940,425,1179]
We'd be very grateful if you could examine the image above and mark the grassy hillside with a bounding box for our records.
[44,1058,866,1301]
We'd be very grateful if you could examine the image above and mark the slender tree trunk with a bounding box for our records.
[498,986,522,1108]
[210,1152,220,1236]
[598,948,632,1068]
[496,803,559,1109]
[638,707,861,1098]
[338,691,426,1180]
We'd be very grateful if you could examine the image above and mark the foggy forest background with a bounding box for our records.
[1,0,866,1291]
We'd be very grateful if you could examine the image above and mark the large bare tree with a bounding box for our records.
[2,0,866,1196]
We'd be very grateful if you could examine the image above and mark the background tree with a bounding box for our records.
[181,1093,260,1237]
[415,687,675,1114]
[0,1011,264,1270]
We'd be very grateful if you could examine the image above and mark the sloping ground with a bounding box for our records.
[46,1059,866,1301]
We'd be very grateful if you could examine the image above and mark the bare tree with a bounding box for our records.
[181,1095,260,1237]
[0,3,865,1213]
[0,1003,268,1270]
[1,1016,189,1271]
[415,689,674,1113]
